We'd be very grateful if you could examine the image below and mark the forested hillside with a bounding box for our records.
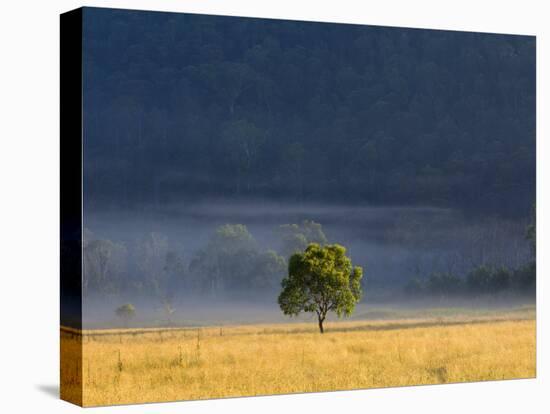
[83,8,536,217]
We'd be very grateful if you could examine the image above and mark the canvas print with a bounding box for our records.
[60,7,536,407]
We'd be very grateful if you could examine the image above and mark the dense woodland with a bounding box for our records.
[83,9,535,217]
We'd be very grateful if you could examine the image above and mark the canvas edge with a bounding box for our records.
[60,7,84,407]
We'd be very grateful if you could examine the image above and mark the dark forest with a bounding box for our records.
[83,8,535,217]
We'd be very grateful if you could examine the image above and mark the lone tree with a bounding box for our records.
[115,303,136,327]
[278,243,363,333]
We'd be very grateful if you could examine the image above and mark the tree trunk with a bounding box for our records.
[318,316,325,334]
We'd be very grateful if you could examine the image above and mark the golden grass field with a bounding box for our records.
[61,306,536,407]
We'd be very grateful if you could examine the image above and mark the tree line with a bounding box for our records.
[83,210,535,306]
[404,206,536,297]
[83,220,329,301]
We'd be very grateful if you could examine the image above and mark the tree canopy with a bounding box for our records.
[278,220,328,257]
[189,224,286,295]
[278,243,363,333]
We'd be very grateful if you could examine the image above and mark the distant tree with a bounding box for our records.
[278,220,328,258]
[135,232,169,297]
[278,243,363,333]
[213,223,256,247]
[115,303,136,327]
[491,266,512,292]
[250,249,287,289]
[427,272,463,297]
[466,265,493,294]
[512,262,536,292]
[190,224,286,295]
[83,238,127,296]
[190,224,255,293]
[164,250,187,294]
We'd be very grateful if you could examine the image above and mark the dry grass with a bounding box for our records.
[61,308,536,407]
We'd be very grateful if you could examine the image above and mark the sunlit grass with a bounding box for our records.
[61,307,536,407]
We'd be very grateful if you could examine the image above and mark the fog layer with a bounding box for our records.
[82,202,531,328]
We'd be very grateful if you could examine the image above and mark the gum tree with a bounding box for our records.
[278,243,363,333]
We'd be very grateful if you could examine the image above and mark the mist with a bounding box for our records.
[81,201,532,328]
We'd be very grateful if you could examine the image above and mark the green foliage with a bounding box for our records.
[278,243,363,333]
[212,224,255,249]
[466,265,511,294]
[189,224,286,294]
[405,264,523,298]
[278,220,328,257]
[251,250,287,289]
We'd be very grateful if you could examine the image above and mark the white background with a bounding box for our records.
[0,0,548,412]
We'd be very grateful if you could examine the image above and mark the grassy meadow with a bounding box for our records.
[61,306,536,407]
